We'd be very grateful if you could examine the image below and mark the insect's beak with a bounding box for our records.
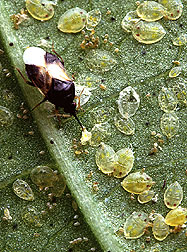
[73,114,84,131]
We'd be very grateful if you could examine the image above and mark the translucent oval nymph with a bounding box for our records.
[164,181,183,209]
[124,211,149,239]
[158,87,178,112]
[95,143,115,174]
[58,7,87,33]
[160,112,179,138]
[30,166,58,189]
[13,179,34,201]
[121,11,140,33]
[89,122,111,147]
[158,0,183,20]
[136,1,166,22]
[173,33,187,46]
[165,207,187,226]
[90,106,114,124]
[172,83,187,106]
[132,20,166,44]
[152,214,170,241]
[138,190,155,204]
[121,171,154,194]
[113,148,134,178]
[22,206,42,227]
[25,0,54,21]
[85,50,117,72]
[117,86,140,118]
[0,106,13,127]
[114,114,135,135]
[169,66,182,78]
[86,9,101,30]
[50,174,66,197]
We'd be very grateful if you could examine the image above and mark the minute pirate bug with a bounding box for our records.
[16,46,83,130]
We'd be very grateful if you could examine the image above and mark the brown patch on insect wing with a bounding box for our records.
[37,67,52,95]
[25,64,52,95]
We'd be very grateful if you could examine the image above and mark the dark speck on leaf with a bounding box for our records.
[50,140,54,144]
[111,17,116,21]
[101,79,105,83]
[8,154,13,160]
[12,223,18,230]
[51,196,57,203]
[45,36,50,40]
[145,122,150,126]
[179,23,183,28]
[141,50,147,55]
[9,42,14,46]
[152,92,156,96]
[50,223,54,227]
[79,57,83,61]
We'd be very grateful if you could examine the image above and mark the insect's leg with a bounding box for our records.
[72,72,76,80]
[16,68,34,86]
[52,43,64,65]
[54,106,62,125]
[31,97,47,111]
[75,87,85,110]
[48,113,71,118]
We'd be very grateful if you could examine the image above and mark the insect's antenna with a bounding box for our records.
[73,113,84,130]
[31,97,47,111]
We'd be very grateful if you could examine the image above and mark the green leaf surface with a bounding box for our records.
[0,0,186,252]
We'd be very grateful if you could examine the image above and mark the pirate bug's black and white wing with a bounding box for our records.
[23,47,52,95]
[23,47,72,95]
[22,47,83,129]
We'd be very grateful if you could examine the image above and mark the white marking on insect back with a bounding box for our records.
[47,63,71,81]
[23,47,46,67]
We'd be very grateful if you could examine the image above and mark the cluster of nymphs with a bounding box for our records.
[7,166,66,226]
[159,87,179,138]
[121,181,186,241]
[24,1,102,33]
[80,86,140,149]
[121,0,183,44]
[158,65,187,138]
[12,166,66,201]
